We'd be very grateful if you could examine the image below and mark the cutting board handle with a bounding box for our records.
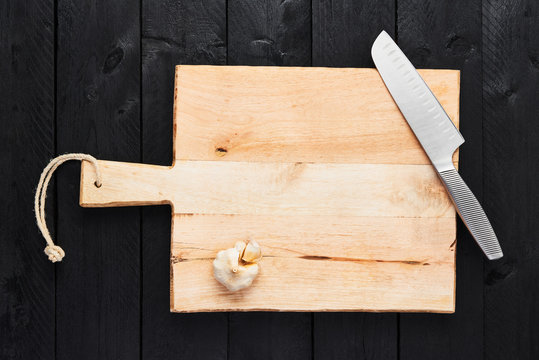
[80,160,172,208]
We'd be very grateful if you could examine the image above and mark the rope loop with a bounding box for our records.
[35,154,101,263]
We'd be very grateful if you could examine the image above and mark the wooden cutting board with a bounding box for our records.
[80,65,460,313]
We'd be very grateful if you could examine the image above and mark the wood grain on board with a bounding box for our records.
[174,66,459,166]
[81,160,454,218]
[80,65,460,312]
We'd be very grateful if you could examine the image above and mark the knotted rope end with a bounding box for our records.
[44,245,65,263]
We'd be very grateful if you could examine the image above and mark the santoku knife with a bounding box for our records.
[371,30,503,260]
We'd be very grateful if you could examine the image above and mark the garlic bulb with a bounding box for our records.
[213,240,262,292]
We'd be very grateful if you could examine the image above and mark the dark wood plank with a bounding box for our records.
[0,0,55,358]
[227,1,312,359]
[229,313,312,360]
[314,314,396,359]
[311,1,397,359]
[313,0,395,67]
[397,1,485,359]
[141,0,228,358]
[482,1,539,359]
[228,0,311,66]
[55,1,141,358]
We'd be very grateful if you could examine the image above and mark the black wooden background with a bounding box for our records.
[1,0,538,359]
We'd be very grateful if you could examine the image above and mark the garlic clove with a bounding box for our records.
[242,240,262,263]
[234,241,246,255]
[217,247,240,274]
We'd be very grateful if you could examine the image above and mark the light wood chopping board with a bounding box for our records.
[80,65,460,313]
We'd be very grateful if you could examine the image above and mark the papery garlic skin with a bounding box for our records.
[213,240,262,292]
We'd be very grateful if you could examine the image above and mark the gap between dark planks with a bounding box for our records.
[139,0,144,358]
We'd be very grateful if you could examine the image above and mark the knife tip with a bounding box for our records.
[371,30,393,60]
[375,30,391,42]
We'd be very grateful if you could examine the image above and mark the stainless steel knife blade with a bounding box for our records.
[371,30,503,260]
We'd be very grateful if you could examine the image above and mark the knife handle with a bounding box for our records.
[439,168,503,260]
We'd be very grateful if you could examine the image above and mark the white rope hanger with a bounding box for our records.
[35,154,102,262]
